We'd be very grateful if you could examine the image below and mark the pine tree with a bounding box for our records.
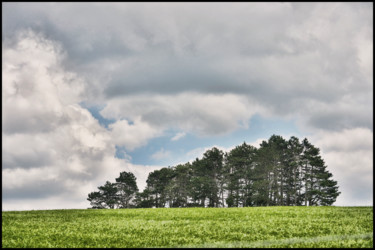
[88,134,340,208]
[201,147,224,207]
[88,181,118,209]
[225,142,257,207]
[134,188,154,208]
[301,138,340,206]
[87,191,105,209]
[115,171,139,208]
[146,168,174,207]
[253,140,272,206]
[285,136,303,206]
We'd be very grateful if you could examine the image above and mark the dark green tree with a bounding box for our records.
[318,172,340,206]
[88,134,340,209]
[115,171,139,208]
[285,136,304,206]
[87,181,118,209]
[301,138,340,206]
[166,163,193,207]
[189,158,211,207]
[251,140,271,206]
[224,142,257,207]
[134,188,154,208]
[87,191,105,209]
[201,147,225,207]
[99,181,118,209]
[146,167,174,207]
[253,136,287,206]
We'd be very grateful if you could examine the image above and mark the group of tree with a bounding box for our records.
[87,134,340,209]
[87,171,138,209]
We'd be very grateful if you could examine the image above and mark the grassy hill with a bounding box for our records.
[2,206,373,248]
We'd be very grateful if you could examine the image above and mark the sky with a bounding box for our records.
[2,2,373,210]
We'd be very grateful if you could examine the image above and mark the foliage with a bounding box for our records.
[2,206,372,248]
[115,171,138,208]
[88,171,138,209]
[140,135,340,208]
[87,134,340,209]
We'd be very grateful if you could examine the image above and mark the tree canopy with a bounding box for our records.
[88,135,340,208]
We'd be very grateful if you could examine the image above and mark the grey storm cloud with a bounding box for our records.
[3,2,371,132]
[2,179,67,200]
[103,59,237,97]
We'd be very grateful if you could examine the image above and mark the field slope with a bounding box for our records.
[2,206,373,248]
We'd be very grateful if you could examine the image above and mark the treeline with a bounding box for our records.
[87,135,340,208]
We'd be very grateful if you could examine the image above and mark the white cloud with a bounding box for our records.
[249,138,267,148]
[108,118,163,152]
[171,132,186,141]
[310,128,373,206]
[312,128,373,153]
[2,30,85,134]
[2,30,130,210]
[101,93,259,137]
[151,148,171,161]
[2,155,155,211]
[185,144,236,164]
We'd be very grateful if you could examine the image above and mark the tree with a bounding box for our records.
[166,163,192,207]
[253,135,287,206]
[201,147,225,207]
[224,142,257,207]
[252,141,271,206]
[189,158,211,207]
[285,136,304,206]
[87,191,105,209]
[146,167,174,207]
[99,181,118,209]
[318,172,340,206]
[134,188,154,208]
[87,181,118,209]
[87,134,340,208]
[87,173,138,209]
[301,138,340,206]
[115,171,139,208]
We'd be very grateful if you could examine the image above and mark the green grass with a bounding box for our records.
[2,206,373,248]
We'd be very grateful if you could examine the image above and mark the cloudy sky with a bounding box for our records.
[2,2,373,210]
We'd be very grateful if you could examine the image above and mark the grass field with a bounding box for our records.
[2,206,373,248]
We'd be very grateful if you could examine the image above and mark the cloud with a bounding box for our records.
[249,138,267,148]
[151,148,172,161]
[108,118,163,152]
[2,30,85,134]
[185,144,236,164]
[3,3,372,135]
[2,30,129,210]
[322,149,373,206]
[312,128,373,153]
[100,93,259,137]
[310,128,373,206]
[171,132,186,141]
